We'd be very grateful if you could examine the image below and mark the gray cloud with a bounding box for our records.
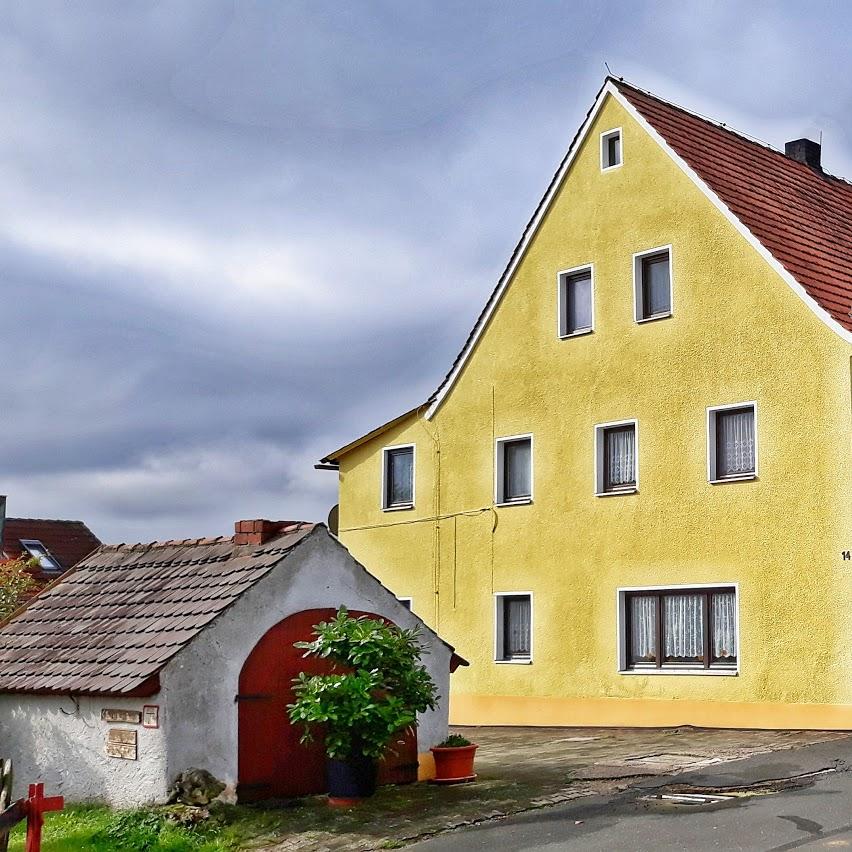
[0,1,849,541]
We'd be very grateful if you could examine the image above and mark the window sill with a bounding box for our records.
[709,475,757,485]
[495,658,533,665]
[558,328,594,340]
[496,498,533,507]
[601,163,623,173]
[595,488,638,497]
[382,503,414,512]
[619,668,738,677]
[635,312,672,324]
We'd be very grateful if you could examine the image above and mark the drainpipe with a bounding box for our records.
[0,496,6,559]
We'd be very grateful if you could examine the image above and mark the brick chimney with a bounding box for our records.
[234,519,296,546]
[785,138,821,169]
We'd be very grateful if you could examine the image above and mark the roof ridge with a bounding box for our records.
[610,75,852,189]
[6,518,91,525]
[98,522,315,553]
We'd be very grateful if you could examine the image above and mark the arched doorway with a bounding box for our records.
[237,608,418,801]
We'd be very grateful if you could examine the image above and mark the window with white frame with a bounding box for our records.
[595,421,637,495]
[19,540,61,571]
[495,435,532,505]
[495,593,532,662]
[558,266,594,337]
[708,403,757,482]
[634,246,672,321]
[601,128,622,170]
[382,445,414,509]
[621,586,738,671]
[397,597,413,611]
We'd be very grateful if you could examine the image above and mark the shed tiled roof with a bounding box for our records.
[613,79,852,333]
[0,523,314,696]
[2,518,101,578]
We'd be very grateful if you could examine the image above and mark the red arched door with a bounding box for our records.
[237,608,418,801]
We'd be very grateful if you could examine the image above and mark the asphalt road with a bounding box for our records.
[412,738,852,851]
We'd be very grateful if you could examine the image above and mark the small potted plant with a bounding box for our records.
[430,732,478,783]
[288,608,438,806]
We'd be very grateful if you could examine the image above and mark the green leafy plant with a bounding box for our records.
[436,733,472,748]
[287,607,439,760]
[0,557,37,620]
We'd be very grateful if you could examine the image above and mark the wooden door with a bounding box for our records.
[237,608,417,801]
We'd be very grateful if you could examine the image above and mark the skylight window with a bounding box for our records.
[20,540,61,571]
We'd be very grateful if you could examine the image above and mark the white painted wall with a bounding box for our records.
[160,528,452,798]
[0,693,168,806]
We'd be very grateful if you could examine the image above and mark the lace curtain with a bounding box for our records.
[712,591,737,661]
[606,427,635,488]
[664,594,704,662]
[630,596,656,663]
[505,597,531,657]
[717,408,755,477]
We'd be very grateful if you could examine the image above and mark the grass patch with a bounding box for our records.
[6,803,294,852]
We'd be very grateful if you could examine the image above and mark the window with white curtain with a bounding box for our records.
[559,266,593,336]
[708,403,757,482]
[622,587,738,671]
[495,435,532,505]
[595,421,637,495]
[495,593,532,661]
[382,445,414,509]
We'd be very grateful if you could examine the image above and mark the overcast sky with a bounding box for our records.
[0,1,850,542]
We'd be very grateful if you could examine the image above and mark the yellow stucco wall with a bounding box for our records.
[336,93,852,729]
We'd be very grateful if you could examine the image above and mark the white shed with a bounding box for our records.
[0,520,464,807]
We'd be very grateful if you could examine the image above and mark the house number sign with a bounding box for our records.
[106,728,138,760]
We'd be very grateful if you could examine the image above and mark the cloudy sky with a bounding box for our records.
[0,1,850,542]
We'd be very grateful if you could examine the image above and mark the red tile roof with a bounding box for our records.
[2,519,101,580]
[0,523,315,695]
[613,79,852,333]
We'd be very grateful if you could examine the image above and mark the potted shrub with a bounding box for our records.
[288,607,438,805]
[431,733,478,783]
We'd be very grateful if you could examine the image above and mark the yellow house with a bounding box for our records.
[319,78,852,730]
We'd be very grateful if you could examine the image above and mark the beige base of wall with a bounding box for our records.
[417,751,436,781]
[451,694,852,731]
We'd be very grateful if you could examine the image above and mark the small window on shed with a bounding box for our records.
[601,129,622,170]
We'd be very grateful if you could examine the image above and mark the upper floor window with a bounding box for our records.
[495,435,532,505]
[634,246,673,322]
[20,540,61,571]
[620,586,738,672]
[708,403,757,483]
[382,444,414,510]
[600,128,622,170]
[495,593,533,662]
[595,420,638,495]
[558,265,594,337]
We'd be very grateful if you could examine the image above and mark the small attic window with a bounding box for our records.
[601,129,622,170]
[20,540,61,571]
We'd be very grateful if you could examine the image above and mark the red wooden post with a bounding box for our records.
[24,783,63,852]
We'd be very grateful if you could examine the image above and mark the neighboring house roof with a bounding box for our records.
[2,518,101,578]
[322,76,852,458]
[0,521,464,697]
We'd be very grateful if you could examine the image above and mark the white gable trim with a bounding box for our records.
[425,80,852,420]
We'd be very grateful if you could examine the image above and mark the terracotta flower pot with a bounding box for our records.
[430,743,478,784]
